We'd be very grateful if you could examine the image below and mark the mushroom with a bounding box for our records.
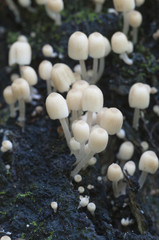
[128,83,150,130]
[138,151,159,189]
[68,31,88,80]
[51,63,75,93]
[74,174,82,183]
[51,201,58,213]
[0,236,11,240]
[46,0,64,25]
[3,86,17,118]
[42,44,54,57]
[93,0,105,13]
[111,32,133,65]
[117,141,134,165]
[107,163,124,197]
[82,85,103,126]
[100,107,123,135]
[113,0,135,35]
[38,60,53,95]
[46,92,71,147]
[1,140,13,153]
[11,78,30,122]
[87,202,96,215]
[129,10,143,44]
[123,160,136,176]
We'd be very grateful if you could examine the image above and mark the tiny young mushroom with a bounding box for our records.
[46,92,71,147]
[111,32,133,65]
[107,163,124,198]
[46,0,64,25]
[117,141,134,166]
[9,35,32,71]
[21,66,38,101]
[128,10,143,44]
[1,140,13,153]
[42,44,54,57]
[3,86,17,118]
[123,160,136,176]
[113,0,135,35]
[88,32,108,83]
[87,202,96,215]
[38,60,53,95]
[128,82,150,130]
[68,31,88,80]
[51,201,58,213]
[0,236,11,240]
[11,78,30,122]
[93,0,105,13]
[82,85,103,126]
[138,151,159,189]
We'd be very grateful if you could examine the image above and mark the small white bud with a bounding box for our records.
[74,174,82,183]
[140,141,149,152]
[88,157,97,166]
[87,184,94,190]
[78,186,85,194]
[87,202,96,215]
[1,140,13,152]
[116,128,125,139]
[51,201,58,213]
[79,197,89,208]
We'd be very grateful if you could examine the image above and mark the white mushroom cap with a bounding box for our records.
[68,31,88,60]
[107,163,123,182]
[66,89,83,111]
[9,37,32,66]
[82,85,103,112]
[46,92,69,120]
[0,236,11,240]
[18,0,31,7]
[21,66,38,86]
[129,10,143,28]
[51,63,75,93]
[3,86,16,104]
[96,107,108,125]
[47,0,64,13]
[123,161,136,176]
[78,186,85,193]
[117,141,134,161]
[128,83,150,109]
[100,107,123,135]
[10,73,20,82]
[88,157,97,166]
[79,197,89,207]
[87,202,96,215]
[72,80,89,93]
[139,151,159,174]
[135,0,145,7]
[88,32,106,58]
[42,44,53,57]
[51,201,58,213]
[70,137,80,151]
[126,41,134,54]
[72,120,89,143]
[39,60,52,81]
[74,64,82,75]
[113,0,135,12]
[88,127,108,153]
[1,140,13,152]
[111,32,128,54]
[11,78,30,100]
[74,174,82,183]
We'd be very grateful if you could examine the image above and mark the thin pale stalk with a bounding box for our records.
[9,103,16,118]
[95,3,102,13]
[55,13,62,26]
[123,12,129,35]
[72,110,78,122]
[91,58,98,83]
[46,79,52,95]
[112,181,119,198]
[59,118,71,147]
[96,57,105,83]
[18,98,25,122]
[87,111,93,127]
[133,28,138,44]
[79,60,87,81]
[119,52,133,65]
[132,108,140,130]
[138,171,148,189]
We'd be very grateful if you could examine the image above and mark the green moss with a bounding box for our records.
[0,211,7,215]
[16,192,33,198]
[0,191,6,195]
[45,231,54,240]
[30,221,38,227]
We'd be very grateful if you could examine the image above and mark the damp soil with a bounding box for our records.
[0,0,159,239]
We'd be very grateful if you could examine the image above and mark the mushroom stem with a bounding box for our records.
[87,111,93,127]
[71,151,94,177]
[132,28,138,44]
[119,52,133,65]
[132,108,140,130]
[138,171,148,189]
[55,13,62,26]
[72,110,78,122]
[91,58,98,83]
[123,12,129,35]
[18,99,25,122]
[95,3,102,13]
[59,118,71,147]
[79,60,87,81]
[112,180,119,198]
[5,0,20,23]
[46,79,52,95]
[96,57,105,83]
[9,103,16,118]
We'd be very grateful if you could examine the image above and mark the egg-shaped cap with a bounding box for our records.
[39,60,52,81]
[113,0,135,12]
[129,10,142,28]
[21,66,38,86]
[107,163,123,182]
[117,141,134,161]
[72,120,90,143]
[68,31,88,60]
[100,107,123,135]
[47,0,64,13]
[88,32,106,58]
[111,32,128,54]
[139,151,159,174]
[128,83,150,109]
[3,86,16,104]
[46,92,69,120]
[11,78,30,100]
